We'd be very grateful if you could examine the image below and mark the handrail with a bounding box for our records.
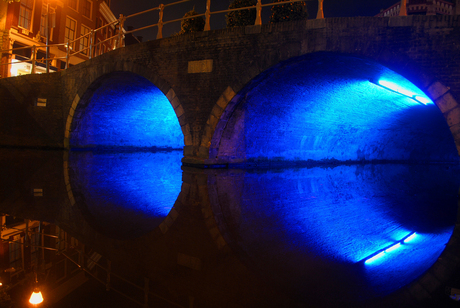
[0,0,322,77]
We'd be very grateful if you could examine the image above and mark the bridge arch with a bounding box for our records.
[205,52,460,166]
[63,66,188,239]
[64,64,190,150]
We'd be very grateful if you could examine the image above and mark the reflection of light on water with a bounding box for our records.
[219,164,460,301]
[69,150,183,238]
[363,232,415,264]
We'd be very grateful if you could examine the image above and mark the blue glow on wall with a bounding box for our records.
[69,150,183,239]
[210,163,460,304]
[376,80,433,105]
[70,72,183,150]
[215,53,457,165]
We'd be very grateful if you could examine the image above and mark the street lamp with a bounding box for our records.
[29,288,43,305]
[29,272,43,305]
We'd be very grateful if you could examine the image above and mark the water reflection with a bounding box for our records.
[0,149,458,307]
[68,150,183,239]
[208,164,460,306]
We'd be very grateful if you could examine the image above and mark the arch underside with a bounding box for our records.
[209,53,459,167]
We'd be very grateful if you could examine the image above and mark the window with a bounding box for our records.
[69,0,77,11]
[19,0,34,30]
[9,234,22,270]
[80,25,90,55]
[81,0,92,19]
[65,17,76,49]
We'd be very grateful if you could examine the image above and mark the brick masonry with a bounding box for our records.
[0,15,459,162]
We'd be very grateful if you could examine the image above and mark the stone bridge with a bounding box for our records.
[1,15,460,166]
[1,15,460,307]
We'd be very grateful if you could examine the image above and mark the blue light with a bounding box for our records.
[362,232,417,265]
[414,95,433,105]
[213,53,453,165]
[70,72,183,149]
[385,242,401,253]
[69,150,183,239]
[403,232,417,243]
[377,80,417,98]
[210,164,460,301]
[376,79,433,105]
[365,251,385,264]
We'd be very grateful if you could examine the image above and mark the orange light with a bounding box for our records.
[29,289,43,305]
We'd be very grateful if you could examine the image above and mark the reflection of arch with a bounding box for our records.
[63,64,190,150]
[206,167,460,307]
[205,52,460,166]
[62,151,182,240]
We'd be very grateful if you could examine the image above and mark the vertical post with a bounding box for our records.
[89,30,94,59]
[65,39,70,69]
[117,14,125,48]
[45,0,49,73]
[399,0,407,16]
[255,0,262,26]
[317,0,324,19]
[157,4,164,39]
[25,220,29,245]
[144,277,149,308]
[204,0,211,31]
[31,45,36,74]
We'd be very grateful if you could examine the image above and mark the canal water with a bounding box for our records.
[1,148,459,307]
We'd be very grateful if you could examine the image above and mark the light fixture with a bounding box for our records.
[29,271,43,305]
[362,232,417,265]
[29,288,43,305]
[371,79,433,105]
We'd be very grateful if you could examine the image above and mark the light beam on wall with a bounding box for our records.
[375,80,433,105]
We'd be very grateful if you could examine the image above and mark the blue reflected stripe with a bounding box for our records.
[363,232,417,264]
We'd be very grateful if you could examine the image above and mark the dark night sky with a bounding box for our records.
[109,0,402,40]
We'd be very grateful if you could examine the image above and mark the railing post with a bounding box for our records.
[399,0,407,16]
[31,45,36,74]
[157,4,164,39]
[317,0,324,19]
[89,30,94,59]
[66,39,70,69]
[255,0,262,25]
[204,0,211,31]
[117,14,125,48]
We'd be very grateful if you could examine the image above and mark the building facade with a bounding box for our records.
[377,0,460,17]
[0,0,121,78]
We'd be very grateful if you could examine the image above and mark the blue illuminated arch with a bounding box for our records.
[70,71,183,150]
[212,53,458,166]
[67,71,184,238]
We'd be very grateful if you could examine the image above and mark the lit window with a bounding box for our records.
[81,0,92,19]
[19,0,34,30]
[80,25,90,55]
[65,17,77,49]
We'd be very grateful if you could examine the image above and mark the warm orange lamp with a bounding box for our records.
[29,288,43,305]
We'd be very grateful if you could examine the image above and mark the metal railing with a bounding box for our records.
[1,225,185,308]
[0,0,323,77]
